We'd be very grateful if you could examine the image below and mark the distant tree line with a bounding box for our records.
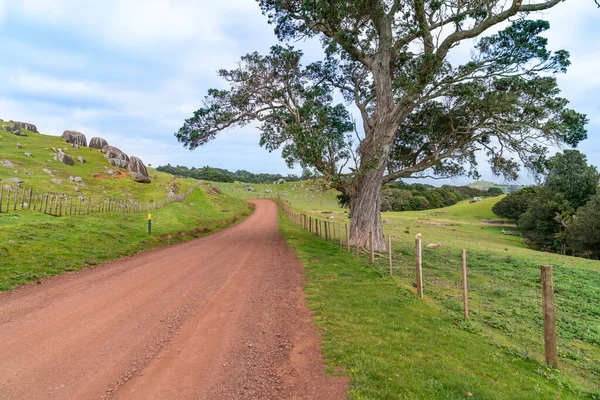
[493,150,600,258]
[338,181,494,212]
[156,164,303,184]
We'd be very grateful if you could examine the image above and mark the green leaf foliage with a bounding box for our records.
[567,192,600,258]
[492,187,536,221]
[518,150,599,254]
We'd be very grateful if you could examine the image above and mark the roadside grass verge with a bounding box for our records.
[279,210,597,399]
[0,187,253,290]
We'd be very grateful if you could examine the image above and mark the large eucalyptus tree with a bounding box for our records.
[177,0,587,250]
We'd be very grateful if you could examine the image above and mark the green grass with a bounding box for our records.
[0,185,254,291]
[214,180,343,212]
[0,124,198,201]
[258,183,600,398]
[0,124,255,290]
[279,212,593,399]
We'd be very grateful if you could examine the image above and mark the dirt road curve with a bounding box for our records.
[0,200,347,399]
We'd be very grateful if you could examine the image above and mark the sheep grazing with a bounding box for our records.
[426,243,442,249]
[501,229,520,237]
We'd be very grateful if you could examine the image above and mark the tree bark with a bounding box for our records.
[348,118,398,251]
[349,166,386,250]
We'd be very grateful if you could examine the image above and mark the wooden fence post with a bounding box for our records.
[415,234,424,298]
[28,188,32,209]
[325,221,329,241]
[13,188,18,211]
[21,188,26,209]
[346,224,350,252]
[44,194,49,214]
[339,224,343,248]
[388,235,393,277]
[541,265,558,368]
[369,232,374,264]
[462,249,469,319]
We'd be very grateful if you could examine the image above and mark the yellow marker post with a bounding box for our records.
[148,213,152,235]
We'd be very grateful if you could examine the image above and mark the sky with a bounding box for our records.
[0,0,598,185]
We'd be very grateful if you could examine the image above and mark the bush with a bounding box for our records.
[492,187,536,222]
[488,187,504,196]
[567,192,600,258]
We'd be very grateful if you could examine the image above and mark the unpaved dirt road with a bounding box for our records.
[0,200,347,399]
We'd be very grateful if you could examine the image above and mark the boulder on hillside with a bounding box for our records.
[128,156,150,183]
[62,130,87,147]
[130,172,151,183]
[4,121,38,135]
[57,151,75,166]
[1,160,14,168]
[77,156,86,163]
[108,158,129,168]
[3,125,25,136]
[89,137,109,150]
[101,145,129,161]
[14,121,38,132]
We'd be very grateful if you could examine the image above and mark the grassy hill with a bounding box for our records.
[0,123,254,290]
[469,180,525,194]
[0,121,197,202]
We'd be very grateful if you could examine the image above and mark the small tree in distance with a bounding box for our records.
[492,187,536,222]
[487,187,504,197]
[177,0,587,250]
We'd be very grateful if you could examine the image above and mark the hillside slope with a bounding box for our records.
[0,121,197,202]
[0,120,254,290]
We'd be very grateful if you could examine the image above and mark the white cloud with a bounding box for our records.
[6,0,263,48]
[0,0,5,22]
[0,38,88,70]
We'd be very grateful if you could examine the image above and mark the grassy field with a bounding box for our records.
[0,183,253,291]
[265,183,599,398]
[0,122,198,202]
[280,214,590,399]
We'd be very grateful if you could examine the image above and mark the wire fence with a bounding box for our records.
[0,182,203,217]
[279,200,600,382]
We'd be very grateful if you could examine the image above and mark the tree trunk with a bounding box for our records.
[346,41,402,251]
[349,166,386,250]
[347,115,397,251]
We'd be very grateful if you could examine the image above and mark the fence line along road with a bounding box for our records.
[280,200,560,369]
[0,182,202,217]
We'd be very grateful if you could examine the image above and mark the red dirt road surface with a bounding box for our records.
[0,200,347,399]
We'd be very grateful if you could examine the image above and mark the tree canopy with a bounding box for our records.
[492,186,536,222]
[518,150,598,253]
[177,0,587,249]
[567,192,600,258]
